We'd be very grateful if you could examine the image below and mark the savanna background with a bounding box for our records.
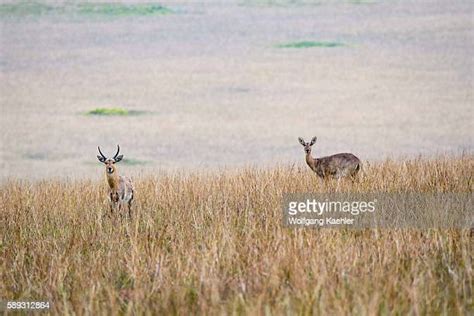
[0,1,473,314]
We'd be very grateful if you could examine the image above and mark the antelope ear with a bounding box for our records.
[114,155,123,163]
[97,155,106,163]
[298,137,306,146]
[310,136,317,146]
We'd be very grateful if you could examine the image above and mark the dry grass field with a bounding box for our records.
[1,156,473,314]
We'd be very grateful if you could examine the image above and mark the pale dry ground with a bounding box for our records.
[0,1,473,180]
[1,157,473,314]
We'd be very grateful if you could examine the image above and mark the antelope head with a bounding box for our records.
[298,136,317,154]
[97,145,124,175]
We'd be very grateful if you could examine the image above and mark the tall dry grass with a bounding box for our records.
[1,156,473,315]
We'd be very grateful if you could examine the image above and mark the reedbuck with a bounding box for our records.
[298,136,361,179]
[97,145,134,218]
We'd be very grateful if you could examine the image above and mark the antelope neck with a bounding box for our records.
[306,152,318,169]
[106,171,120,190]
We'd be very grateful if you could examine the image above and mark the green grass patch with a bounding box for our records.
[24,152,48,160]
[78,3,173,16]
[277,41,344,48]
[86,108,146,116]
[87,108,129,116]
[122,158,150,166]
[0,2,55,16]
[0,2,173,18]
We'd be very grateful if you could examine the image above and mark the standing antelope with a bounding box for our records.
[97,145,134,218]
[298,136,361,179]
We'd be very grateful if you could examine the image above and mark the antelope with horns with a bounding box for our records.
[298,136,361,179]
[97,145,134,218]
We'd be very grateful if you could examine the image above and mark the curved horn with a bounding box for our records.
[113,145,120,159]
[98,146,107,159]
